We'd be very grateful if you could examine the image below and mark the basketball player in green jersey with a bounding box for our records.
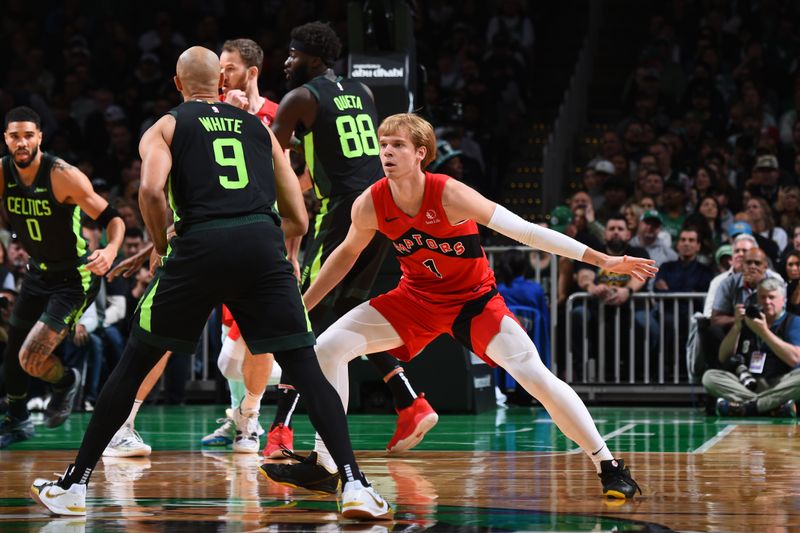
[263,21,438,468]
[0,106,124,448]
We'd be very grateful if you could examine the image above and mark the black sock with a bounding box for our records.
[271,382,299,430]
[8,393,28,419]
[274,346,361,483]
[3,324,31,412]
[53,367,76,391]
[60,337,164,488]
[370,352,415,410]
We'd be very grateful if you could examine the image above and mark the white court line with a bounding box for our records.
[692,424,736,454]
[567,422,637,454]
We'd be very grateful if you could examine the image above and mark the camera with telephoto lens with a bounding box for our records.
[745,302,763,319]
[728,353,757,391]
[734,363,758,390]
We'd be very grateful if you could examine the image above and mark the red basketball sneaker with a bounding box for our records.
[262,423,293,459]
[386,394,438,453]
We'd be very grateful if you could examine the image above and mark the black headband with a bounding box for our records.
[289,39,332,63]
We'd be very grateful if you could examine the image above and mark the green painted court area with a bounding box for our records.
[7,405,791,453]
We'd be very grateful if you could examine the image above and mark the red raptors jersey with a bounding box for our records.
[255,97,279,126]
[371,172,495,302]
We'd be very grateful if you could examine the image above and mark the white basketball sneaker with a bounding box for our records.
[341,479,393,520]
[31,477,87,516]
[232,407,260,453]
[103,425,152,457]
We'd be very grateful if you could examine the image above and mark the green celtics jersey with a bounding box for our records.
[2,153,87,267]
[297,75,384,199]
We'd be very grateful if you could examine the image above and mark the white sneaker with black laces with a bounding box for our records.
[232,407,260,453]
[31,478,86,516]
[102,425,152,457]
[341,479,393,520]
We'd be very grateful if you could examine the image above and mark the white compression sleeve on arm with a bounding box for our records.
[487,204,588,261]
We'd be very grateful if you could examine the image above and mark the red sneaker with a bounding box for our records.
[262,423,294,459]
[386,394,438,453]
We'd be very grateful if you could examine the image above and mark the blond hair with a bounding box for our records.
[378,113,437,168]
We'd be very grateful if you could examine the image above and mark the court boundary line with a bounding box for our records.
[567,422,636,454]
[692,424,736,454]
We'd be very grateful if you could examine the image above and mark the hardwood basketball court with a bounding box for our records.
[1,405,798,532]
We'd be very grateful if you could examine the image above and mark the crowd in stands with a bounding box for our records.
[533,1,800,410]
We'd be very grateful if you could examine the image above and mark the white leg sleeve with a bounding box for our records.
[313,301,404,471]
[217,336,246,381]
[485,316,612,467]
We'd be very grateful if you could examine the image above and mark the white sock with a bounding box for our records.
[240,389,262,413]
[313,433,338,474]
[125,400,143,428]
[585,443,613,473]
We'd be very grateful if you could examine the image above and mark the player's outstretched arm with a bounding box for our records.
[269,126,307,239]
[51,159,125,275]
[139,114,174,272]
[442,179,658,282]
[303,189,378,311]
[107,243,153,281]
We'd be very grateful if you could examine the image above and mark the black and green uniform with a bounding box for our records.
[1,153,98,332]
[131,100,314,354]
[297,75,390,329]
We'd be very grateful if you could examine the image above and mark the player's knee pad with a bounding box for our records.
[217,336,245,380]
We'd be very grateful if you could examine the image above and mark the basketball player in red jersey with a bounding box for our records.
[221,39,279,126]
[262,114,657,500]
[104,39,282,457]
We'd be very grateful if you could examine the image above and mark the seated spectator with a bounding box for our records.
[783,249,800,315]
[745,196,787,256]
[703,278,800,418]
[589,159,615,209]
[641,228,715,378]
[714,244,733,274]
[774,186,800,232]
[496,249,550,401]
[730,220,779,270]
[654,228,715,295]
[650,138,690,191]
[689,165,719,210]
[7,235,29,291]
[621,199,643,234]
[570,215,650,379]
[778,225,800,272]
[637,169,664,206]
[566,190,604,245]
[0,241,15,291]
[746,155,789,205]
[683,195,728,263]
[711,247,783,331]
[660,181,688,243]
[629,210,677,270]
[595,176,630,225]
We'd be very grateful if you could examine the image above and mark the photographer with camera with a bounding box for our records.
[703,277,800,417]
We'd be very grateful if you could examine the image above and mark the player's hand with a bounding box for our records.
[149,247,165,276]
[107,243,154,281]
[73,324,89,347]
[226,90,249,110]
[602,255,658,282]
[86,247,116,275]
[744,312,768,336]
